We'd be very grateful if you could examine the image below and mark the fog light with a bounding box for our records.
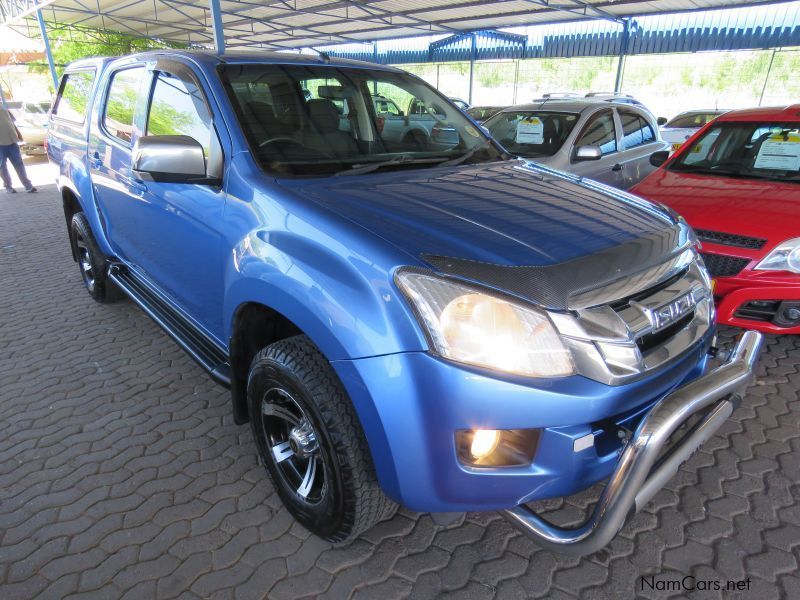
[456,428,541,467]
[470,429,500,459]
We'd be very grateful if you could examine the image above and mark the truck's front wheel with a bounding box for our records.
[247,335,396,543]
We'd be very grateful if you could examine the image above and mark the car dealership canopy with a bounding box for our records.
[0,0,792,51]
[0,0,796,103]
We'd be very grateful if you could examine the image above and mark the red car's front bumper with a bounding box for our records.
[709,256,800,334]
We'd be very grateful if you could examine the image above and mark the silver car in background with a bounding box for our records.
[658,109,728,152]
[483,99,670,189]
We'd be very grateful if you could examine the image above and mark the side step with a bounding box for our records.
[108,264,231,387]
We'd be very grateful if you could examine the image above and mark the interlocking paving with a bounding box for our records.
[1,165,798,599]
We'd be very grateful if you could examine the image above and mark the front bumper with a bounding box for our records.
[714,272,800,334]
[20,143,46,155]
[333,326,715,513]
[503,330,763,555]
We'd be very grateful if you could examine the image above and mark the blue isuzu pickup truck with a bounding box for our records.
[48,50,763,554]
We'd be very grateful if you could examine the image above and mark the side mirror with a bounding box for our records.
[657,117,668,126]
[396,110,404,117]
[480,125,490,135]
[650,150,670,167]
[574,145,602,161]
[132,135,218,185]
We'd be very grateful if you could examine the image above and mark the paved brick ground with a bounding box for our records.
[1,170,798,599]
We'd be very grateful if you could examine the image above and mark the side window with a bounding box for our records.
[103,67,145,144]
[575,110,617,156]
[408,99,425,115]
[375,99,400,116]
[147,71,212,156]
[682,128,722,165]
[53,70,95,123]
[620,110,655,150]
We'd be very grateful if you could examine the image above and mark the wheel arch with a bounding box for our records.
[227,298,402,505]
[228,301,305,424]
[62,186,82,261]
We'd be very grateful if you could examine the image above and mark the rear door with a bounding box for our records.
[48,68,97,167]
[88,63,149,262]
[614,108,664,188]
[568,108,624,187]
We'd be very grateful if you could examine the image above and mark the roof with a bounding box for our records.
[715,104,800,121]
[671,109,730,115]
[2,0,792,51]
[496,98,648,112]
[78,48,404,72]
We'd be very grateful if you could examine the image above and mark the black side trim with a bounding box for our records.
[108,264,231,387]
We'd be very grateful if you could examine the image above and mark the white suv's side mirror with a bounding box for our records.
[574,145,603,161]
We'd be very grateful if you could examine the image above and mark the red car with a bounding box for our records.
[631,104,800,335]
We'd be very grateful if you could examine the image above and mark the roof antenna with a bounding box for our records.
[310,47,331,62]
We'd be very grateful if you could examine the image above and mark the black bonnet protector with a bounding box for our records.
[422,221,696,311]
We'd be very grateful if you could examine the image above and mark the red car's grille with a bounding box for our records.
[694,229,767,250]
[700,252,750,278]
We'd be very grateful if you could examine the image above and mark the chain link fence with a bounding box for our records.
[398,48,799,118]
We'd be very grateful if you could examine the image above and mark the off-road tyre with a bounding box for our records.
[247,334,397,543]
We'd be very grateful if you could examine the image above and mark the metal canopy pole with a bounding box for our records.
[468,32,476,104]
[209,0,226,55]
[372,42,378,93]
[758,48,777,106]
[614,18,630,93]
[36,4,58,91]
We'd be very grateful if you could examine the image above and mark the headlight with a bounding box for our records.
[396,271,574,378]
[755,237,800,274]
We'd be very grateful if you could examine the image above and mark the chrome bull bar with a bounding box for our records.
[503,330,764,556]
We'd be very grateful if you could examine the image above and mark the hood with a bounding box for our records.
[632,168,800,246]
[280,160,678,268]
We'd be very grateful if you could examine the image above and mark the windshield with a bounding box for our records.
[467,106,502,121]
[669,122,800,183]
[221,64,503,176]
[665,112,720,129]
[483,110,579,158]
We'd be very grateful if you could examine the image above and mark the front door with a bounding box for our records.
[131,60,229,341]
[569,108,624,188]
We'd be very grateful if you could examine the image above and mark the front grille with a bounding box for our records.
[695,229,767,250]
[558,259,713,385]
[608,267,689,312]
[635,311,695,354]
[700,252,750,278]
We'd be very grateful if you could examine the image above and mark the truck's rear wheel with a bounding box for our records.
[70,212,119,303]
[247,335,396,543]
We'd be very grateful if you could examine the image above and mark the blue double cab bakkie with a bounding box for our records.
[49,50,762,553]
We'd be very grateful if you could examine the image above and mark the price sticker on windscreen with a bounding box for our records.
[516,116,544,145]
[754,133,800,171]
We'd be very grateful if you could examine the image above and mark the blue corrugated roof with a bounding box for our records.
[320,2,800,63]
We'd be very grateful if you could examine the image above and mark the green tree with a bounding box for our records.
[28,26,186,86]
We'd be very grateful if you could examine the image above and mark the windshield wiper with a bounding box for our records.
[333,154,449,177]
[439,139,495,167]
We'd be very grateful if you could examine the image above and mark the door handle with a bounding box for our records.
[89,151,102,168]
[129,178,147,193]
[611,163,623,172]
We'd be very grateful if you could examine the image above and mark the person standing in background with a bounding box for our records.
[0,106,36,193]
